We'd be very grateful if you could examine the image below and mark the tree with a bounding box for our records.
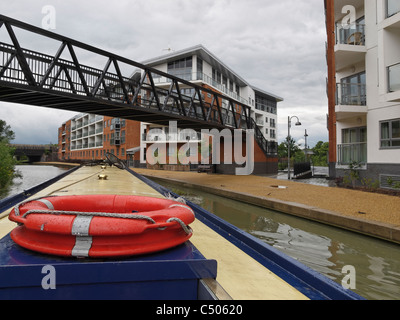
[278,137,304,169]
[0,119,19,191]
[278,136,302,159]
[0,142,17,189]
[0,119,15,143]
[311,141,329,166]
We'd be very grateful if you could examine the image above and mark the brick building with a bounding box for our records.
[58,45,282,173]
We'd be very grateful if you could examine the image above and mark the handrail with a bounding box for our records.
[0,14,277,159]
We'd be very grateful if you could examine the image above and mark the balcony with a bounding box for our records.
[335,23,366,71]
[152,71,249,104]
[386,62,400,102]
[256,119,264,126]
[389,62,400,92]
[337,142,367,165]
[335,83,367,120]
[387,0,400,18]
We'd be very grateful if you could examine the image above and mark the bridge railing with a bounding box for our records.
[0,14,277,157]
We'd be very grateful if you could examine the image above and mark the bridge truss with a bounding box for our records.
[0,15,277,157]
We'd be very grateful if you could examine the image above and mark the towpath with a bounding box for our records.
[133,168,400,244]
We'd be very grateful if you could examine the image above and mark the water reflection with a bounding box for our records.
[159,179,400,300]
[1,165,69,199]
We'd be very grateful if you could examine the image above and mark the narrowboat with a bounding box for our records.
[0,156,363,300]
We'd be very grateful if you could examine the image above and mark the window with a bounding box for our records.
[197,58,203,75]
[212,68,222,84]
[387,0,400,17]
[339,127,367,164]
[255,95,277,113]
[342,127,367,144]
[337,16,365,45]
[381,119,400,148]
[168,57,193,81]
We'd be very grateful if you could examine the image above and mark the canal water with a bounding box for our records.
[153,178,400,301]
[0,165,69,199]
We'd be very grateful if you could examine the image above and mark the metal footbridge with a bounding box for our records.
[0,15,277,157]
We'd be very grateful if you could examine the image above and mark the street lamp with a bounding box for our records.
[287,116,302,180]
[304,129,308,161]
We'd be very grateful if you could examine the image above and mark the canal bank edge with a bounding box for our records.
[143,175,400,245]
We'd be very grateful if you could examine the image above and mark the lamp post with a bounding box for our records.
[304,129,308,161]
[287,116,302,180]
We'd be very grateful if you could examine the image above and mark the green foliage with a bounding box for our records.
[0,119,19,191]
[342,161,361,188]
[311,141,329,167]
[279,139,330,169]
[386,176,400,189]
[278,136,301,159]
[0,141,19,189]
[278,137,304,169]
[0,119,15,143]
[361,178,380,190]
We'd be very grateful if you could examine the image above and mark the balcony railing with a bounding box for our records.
[336,83,366,106]
[152,71,249,105]
[388,62,400,92]
[387,0,400,17]
[335,23,365,46]
[337,142,367,165]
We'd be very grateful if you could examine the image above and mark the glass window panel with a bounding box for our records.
[392,140,400,147]
[350,128,357,143]
[388,0,400,17]
[392,120,400,138]
[360,127,367,142]
[360,143,367,163]
[342,129,350,143]
[197,58,202,73]
[359,72,366,84]
[389,63,400,92]
[381,122,390,139]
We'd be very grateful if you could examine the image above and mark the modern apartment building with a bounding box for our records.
[140,45,281,145]
[58,114,141,165]
[58,45,282,173]
[325,0,400,187]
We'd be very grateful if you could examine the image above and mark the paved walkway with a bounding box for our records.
[133,168,400,244]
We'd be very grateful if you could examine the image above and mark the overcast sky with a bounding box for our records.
[0,0,328,148]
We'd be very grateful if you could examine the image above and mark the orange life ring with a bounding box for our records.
[8,195,195,258]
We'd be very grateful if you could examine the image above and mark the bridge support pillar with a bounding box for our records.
[212,132,278,176]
